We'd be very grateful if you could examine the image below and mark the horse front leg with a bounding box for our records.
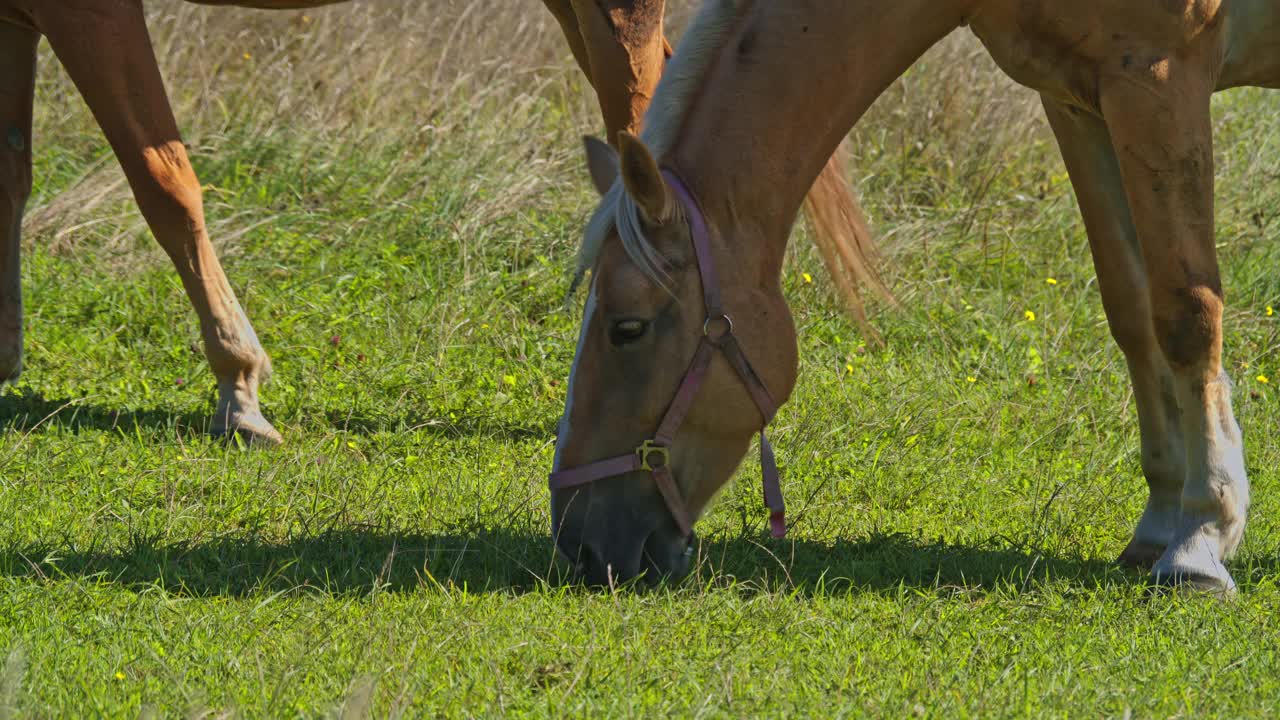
[0,23,37,383]
[36,1,281,445]
[1100,53,1247,595]
[542,0,596,89]
[558,0,669,139]
[1042,97,1186,569]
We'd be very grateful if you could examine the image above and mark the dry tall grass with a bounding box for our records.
[26,0,1050,288]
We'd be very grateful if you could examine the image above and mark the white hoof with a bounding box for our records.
[211,410,283,447]
[1150,533,1236,598]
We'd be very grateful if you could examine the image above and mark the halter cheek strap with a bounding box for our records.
[548,170,787,540]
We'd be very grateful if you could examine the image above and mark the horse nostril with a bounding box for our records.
[638,529,698,585]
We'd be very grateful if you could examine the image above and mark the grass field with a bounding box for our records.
[2,1,1279,716]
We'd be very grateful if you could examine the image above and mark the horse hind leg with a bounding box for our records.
[1101,60,1247,596]
[0,23,37,383]
[1042,98,1185,570]
[36,2,281,445]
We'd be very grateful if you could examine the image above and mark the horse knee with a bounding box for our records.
[128,140,206,244]
[1151,285,1222,371]
[0,131,32,217]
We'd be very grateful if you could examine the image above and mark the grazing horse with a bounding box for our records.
[550,0,1278,594]
[0,0,876,446]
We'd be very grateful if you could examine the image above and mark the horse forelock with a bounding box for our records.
[573,181,683,297]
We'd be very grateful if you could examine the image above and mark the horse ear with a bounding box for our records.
[617,131,671,224]
[583,136,618,197]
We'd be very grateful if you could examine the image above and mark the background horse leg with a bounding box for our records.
[1100,59,1248,594]
[1042,98,1185,569]
[0,22,36,383]
[36,1,281,445]
[542,0,597,93]
[547,0,669,139]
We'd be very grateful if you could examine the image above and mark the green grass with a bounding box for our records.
[2,6,1279,716]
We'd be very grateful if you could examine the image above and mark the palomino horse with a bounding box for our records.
[551,0,1277,593]
[0,0,876,445]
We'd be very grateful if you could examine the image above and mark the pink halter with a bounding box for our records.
[548,170,787,540]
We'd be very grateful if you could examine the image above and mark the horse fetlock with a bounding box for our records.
[213,374,281,447]
[1120,494,1179,565]
[1191,477,1249,559]
[208,338,279,446]
[205,332,272,384]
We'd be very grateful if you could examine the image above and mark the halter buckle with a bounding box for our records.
[636,440,670,472]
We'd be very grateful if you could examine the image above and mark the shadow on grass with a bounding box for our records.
[0,390,550,441]
[0,528,1155,598]
[321,410,550,441]
[0,390,211,438]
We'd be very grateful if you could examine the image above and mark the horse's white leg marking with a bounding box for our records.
[1042,98,1186,567]
[0,24,37,383]
[1122,361,1185,563]
[1100,57,1248,594]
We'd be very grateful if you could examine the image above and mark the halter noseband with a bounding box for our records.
[548,170,787,540]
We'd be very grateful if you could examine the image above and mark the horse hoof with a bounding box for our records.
[1116,540,1166,569]
[1149,564,1236,600]
[212,413,283,448]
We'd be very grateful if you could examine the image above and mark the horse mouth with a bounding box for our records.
[554,532,697,588]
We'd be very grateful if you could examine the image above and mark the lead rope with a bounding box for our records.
[663,169,786,539]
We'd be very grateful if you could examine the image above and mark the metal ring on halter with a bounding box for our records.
[702,313,733,340]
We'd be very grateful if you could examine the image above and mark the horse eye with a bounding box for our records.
[610,318,649,345]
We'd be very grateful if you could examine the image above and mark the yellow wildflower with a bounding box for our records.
[115,672,125,681]
[802,273,813,284]
[242,52,252,60]
[1259,375,1270,384]
[966,376,976,383]
[1045,278,1058,285]
[1267,306,1274,317]
[1024,310,1036,322]
[845,364,854,373]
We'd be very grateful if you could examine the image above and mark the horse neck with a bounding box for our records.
[668,0,974,271]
